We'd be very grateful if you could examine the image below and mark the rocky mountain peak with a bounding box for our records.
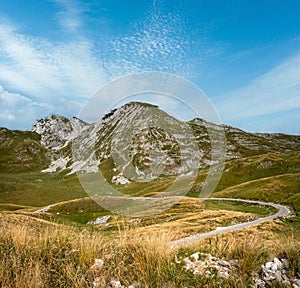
[31,114,89,150]
[101,102,159,122]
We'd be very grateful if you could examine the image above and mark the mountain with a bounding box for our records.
[1,102,300,183]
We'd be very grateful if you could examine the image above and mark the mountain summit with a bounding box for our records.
[1,102,300,181]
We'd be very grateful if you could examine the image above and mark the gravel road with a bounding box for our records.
[171,197,290,247]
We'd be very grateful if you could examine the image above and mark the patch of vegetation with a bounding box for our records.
[0,203,32,211]
[47,197,110,225]
[204,200,277,216]
[215,152,300,192]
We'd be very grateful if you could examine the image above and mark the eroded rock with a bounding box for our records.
[253,258,300,288]
[182,252,238,278]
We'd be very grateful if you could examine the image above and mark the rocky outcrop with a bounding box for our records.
[31,114,89,149]
[253,257,300,288]
[0,101,298,176]
[30,102,300,178]
[0,128,50,172]
[180,252,238,278]
[79,255,300,288]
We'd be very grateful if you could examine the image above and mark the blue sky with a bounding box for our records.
[0,0,300,134]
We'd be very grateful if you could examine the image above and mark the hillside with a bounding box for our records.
[0,128,50,173]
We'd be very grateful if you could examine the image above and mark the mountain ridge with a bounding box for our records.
[1,102,300,180]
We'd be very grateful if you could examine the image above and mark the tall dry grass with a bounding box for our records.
[0,213,179,287]
[0,213,299,287]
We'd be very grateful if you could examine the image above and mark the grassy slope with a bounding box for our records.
[1,144,300,286]
[1,152,299,211]
[100,152,300,199]
[213,173,300,211]
[215,152,300,192]
[41,196,273,230]
[0,172,87,207]
[0,129,50,173]
[204,200,277,216]
[1,150,299,230]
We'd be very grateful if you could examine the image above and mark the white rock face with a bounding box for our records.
[50,102,204,176]
[42,157,69,172]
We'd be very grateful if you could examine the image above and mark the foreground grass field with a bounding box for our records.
[0,210,299,288]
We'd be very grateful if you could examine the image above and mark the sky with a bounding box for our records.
[0,0,300,134]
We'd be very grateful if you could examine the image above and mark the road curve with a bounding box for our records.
[171,198,290,247]
[34,197,290,247]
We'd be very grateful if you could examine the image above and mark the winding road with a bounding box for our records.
[171,198,290,247]
[34,197,290,247]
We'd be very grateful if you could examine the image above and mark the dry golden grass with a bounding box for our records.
[91,197,263,242]
[124,209,259,241]
[0,209,299,287]
[0,212,177,287]
[0,213,104,287]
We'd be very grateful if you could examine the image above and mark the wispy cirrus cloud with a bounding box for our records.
[0,19,106,100]
[216,52,300,133]
[52,0,83,34]
[103,5,218,80]
[0,0,215,129]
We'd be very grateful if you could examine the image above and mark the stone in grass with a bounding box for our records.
[89,259,104,272]
[110,279,124,288]
[83,259,105,287]
[183,252,237,279]
[87,215,111,225]
[109,280,141,288]
[93,277,102,288]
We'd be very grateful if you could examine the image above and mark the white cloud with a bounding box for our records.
[216,52,300,122]
[0,20,106,104]
[0,85,52,129]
